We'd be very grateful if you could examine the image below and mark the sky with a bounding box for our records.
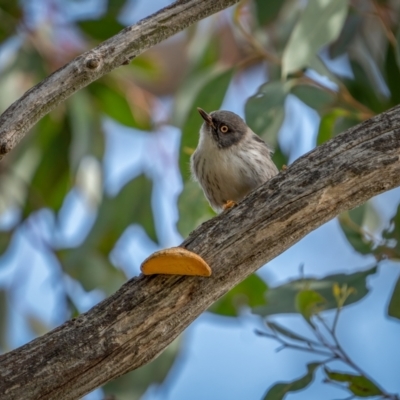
[1,1,400,400]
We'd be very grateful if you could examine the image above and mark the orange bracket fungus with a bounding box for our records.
[140,247,212,277]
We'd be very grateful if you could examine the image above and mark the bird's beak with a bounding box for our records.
[197,107,215,128]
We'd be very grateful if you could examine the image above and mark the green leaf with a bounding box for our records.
[338,206,375,255]
[67,89,105,171]
[282,0,349,77]
[324,368,382,397]
[209,274,268,317]
[0,2,22,43]
[177,180,214,237]
[103,337,180,400]
[23,115,72,215]
[329,12,362,58]
[272,143,289,171]
[263,363,320,400]
[373,204,400,260]
[388,276,400,320]
[395,24,400,70]
[266,321,316,344]
[78,16,125,42]
[89,81,151,130]
[384,42,400,107]
[344,60,387,114]
[254,267,377,317]
[87,174,157,250]
[245,81,287,145]
[291,84,336,112]
[295,290,326,322]
[0,230,12,256]
[254,0,285,26]
[179,68,233,181]
[317,108,350,145]
[106,0,127,16]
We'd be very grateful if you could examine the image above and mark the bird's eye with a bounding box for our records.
[220,125,229,133]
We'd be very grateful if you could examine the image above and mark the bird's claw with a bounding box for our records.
[223,200,238,211]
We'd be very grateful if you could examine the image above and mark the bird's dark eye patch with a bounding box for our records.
[220,125,229,133]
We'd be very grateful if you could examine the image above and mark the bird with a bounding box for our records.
[191,108,279,213]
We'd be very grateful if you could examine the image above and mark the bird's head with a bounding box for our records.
[197,108,248,148]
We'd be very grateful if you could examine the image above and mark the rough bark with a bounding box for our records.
[0,104,400,399]
[0,0,239,159]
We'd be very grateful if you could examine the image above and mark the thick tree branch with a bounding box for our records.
[1,105,400,399]
[0,0,239,159]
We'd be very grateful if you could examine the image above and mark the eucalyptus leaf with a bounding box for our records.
[291,84,336,112]
[324,367,382,397]
[78,16,125,42]
[295,290,326,322]
[387,276,400,320]
[245,81,287,145]
[253,267,377,317]
[209,274,268,317]
[282,0,349,77]
[263,363,320,400]
[89,81,151,131]
[254,0,285,26]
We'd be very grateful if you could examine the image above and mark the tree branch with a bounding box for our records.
[0,0,240,159]
[1,103,399,399]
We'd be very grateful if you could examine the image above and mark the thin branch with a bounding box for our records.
[0,0,240,159]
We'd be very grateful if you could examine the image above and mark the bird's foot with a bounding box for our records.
[223,200,238,211]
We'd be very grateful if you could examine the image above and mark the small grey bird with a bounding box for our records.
[191,108,279,213]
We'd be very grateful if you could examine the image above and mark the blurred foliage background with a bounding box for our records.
[1,0,400,399]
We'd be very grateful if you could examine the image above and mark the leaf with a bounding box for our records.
[103,337,180,400]
[209,274,268,317]
[317,108,350,145]
[67,89,105,171]
[282,0,349,77]
[329,11,362,58]
[253,266,377,317]
[374,204,400,260]
[245,81,287,145]
[384,42,400,107]
[106,0,127,16]
[344,60,387,114]
[89,81,151,130]
[266,321,315,344]
[88,174,157,250]
[338,206,375,255]
[387,276,400,320]
[23,115,72,216]
[263,363,320,400]
[254,0,285,26]
[324,368,382,397]
[177,180,214,237]
[78,16,125,42]
[0,230,12,256]
[291,84,336,112]
[295,290,326,322]
[395,24,400,70]
[179,68,233,181]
